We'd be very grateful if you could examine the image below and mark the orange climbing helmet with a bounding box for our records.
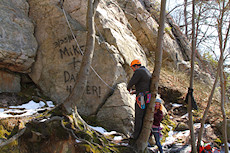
[130,59,141,67]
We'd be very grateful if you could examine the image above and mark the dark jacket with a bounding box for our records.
[153,109,163,126]
[127,66,151,95]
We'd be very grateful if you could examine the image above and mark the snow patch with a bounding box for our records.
[171,103,183,107]
[89,125,107,134]
[0,100,55,118]
[114,136,123,141]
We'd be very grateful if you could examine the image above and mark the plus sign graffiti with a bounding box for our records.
[54,34,102,99]
[68,57,81,69]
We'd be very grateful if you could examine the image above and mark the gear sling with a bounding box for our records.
[136,91,151,109]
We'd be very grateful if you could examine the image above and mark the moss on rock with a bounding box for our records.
[161,115,176,142]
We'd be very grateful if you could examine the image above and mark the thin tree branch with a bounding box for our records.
[166,1,193,16]
[223,21,230,51]
[93,0,100,14]
[0,128,26,148]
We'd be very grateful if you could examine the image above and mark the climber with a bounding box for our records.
[127,59,152,140]
[150,98,163,153]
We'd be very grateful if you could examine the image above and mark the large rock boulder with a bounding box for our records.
[27,0,88,104]
[97,83,135,136]
[0,0,37,93]
[28,0,146,117]
[0,0,37,73]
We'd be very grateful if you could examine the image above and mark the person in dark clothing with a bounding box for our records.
[151,98,163,153]
[127,59,152,140]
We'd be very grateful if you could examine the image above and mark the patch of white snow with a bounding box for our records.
[89,125,107,134]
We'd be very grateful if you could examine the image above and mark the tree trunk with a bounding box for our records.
[220,60,229,153]
[217,1,229,152]
[135,0,166,152]
[188,0,197,152]
[197,56,221,151]
[184,0,188,38]
[197,0,230,151]
[63,0,100,113]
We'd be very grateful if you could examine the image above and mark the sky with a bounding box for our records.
[166,0,230,72]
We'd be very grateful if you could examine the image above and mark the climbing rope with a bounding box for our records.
[61,4,114,90]
[62,8,83,56]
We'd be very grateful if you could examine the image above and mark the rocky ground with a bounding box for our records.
[0,67,229,152]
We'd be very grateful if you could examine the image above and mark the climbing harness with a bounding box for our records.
[136,93,145,109]
[136,91,151,109]
[61,1,114,90]
[151,127,163,137]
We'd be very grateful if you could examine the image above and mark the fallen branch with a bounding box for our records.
[0,127,26,148]
[31,116,64,124]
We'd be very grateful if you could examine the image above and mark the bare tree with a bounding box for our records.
[219,52,229,153]
[63,0,100,113]
[167,0,222,54]
[187,0,197,152]
[217,1,230,152]
[197,0,230,152]
[197,53,221,151]
[135,0,167,152]
[184,0,188,37]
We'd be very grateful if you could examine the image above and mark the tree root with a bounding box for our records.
[1,106,136,152]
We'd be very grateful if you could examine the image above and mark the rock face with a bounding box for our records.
[0,0,37,92]
[27,0,145,119]
[0,0,37,73]
[116,0,186,67]
[97,83,135,135]
[0,0,210,135]
[28,0,88,103]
